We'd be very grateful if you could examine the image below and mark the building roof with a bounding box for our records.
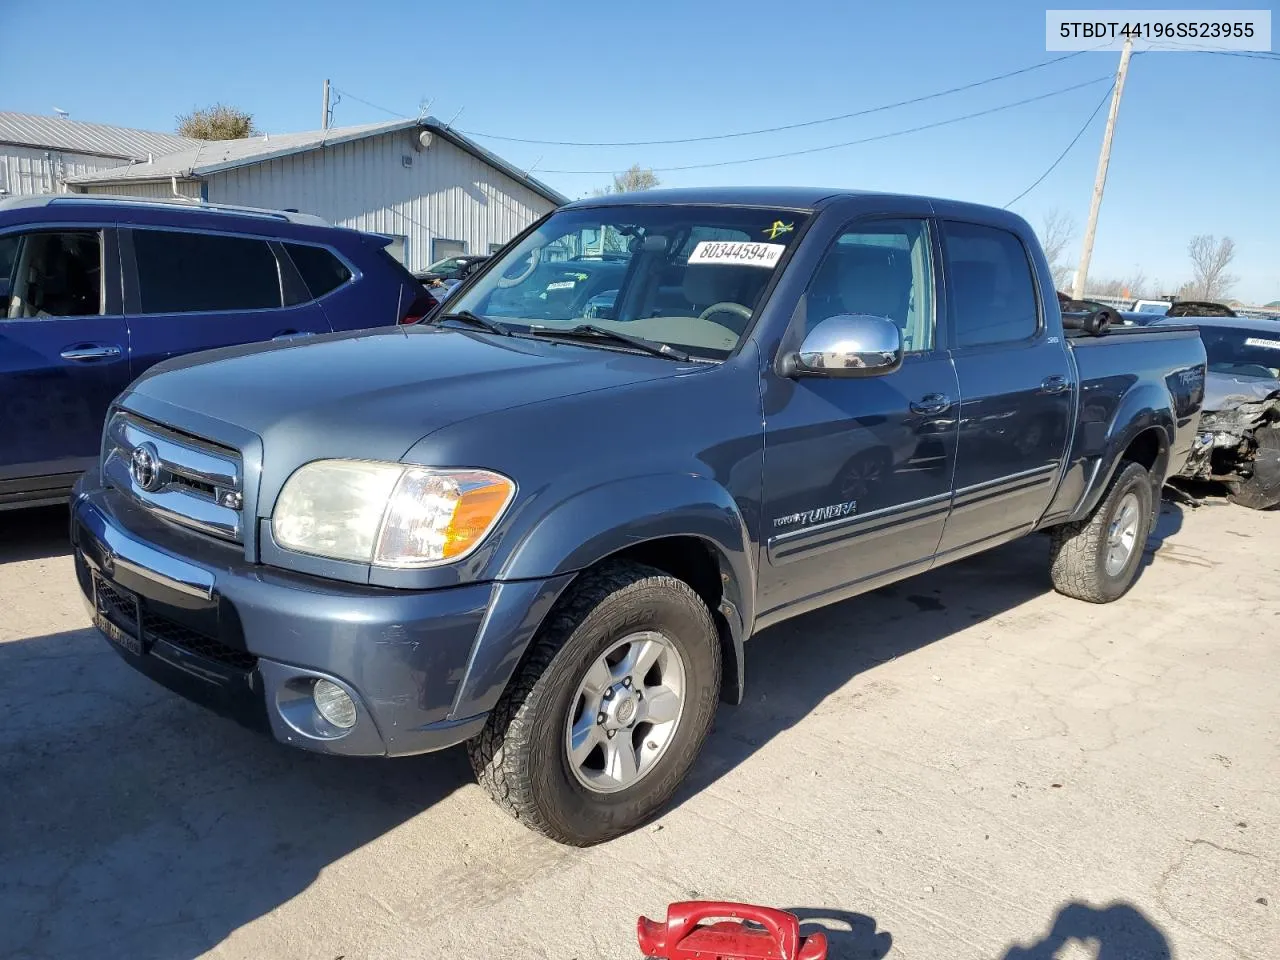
[65,117,567,205]
[0,111,199,161]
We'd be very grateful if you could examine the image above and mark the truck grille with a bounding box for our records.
[103,412,244,542]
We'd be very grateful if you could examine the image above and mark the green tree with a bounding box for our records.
[176,104,260,140]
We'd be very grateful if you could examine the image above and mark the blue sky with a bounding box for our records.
[4,0,1276,302]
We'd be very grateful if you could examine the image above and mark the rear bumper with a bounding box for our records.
[71,481,568,757]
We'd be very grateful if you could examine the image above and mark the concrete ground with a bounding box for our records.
[1,497,1276,960]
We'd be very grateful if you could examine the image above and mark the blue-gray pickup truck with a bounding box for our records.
[71,188,1207,844]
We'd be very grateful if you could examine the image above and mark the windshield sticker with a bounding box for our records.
[688,241,785,268]
[545,280,576,290]
[1244,337,1280,351]
[763,220,795,240]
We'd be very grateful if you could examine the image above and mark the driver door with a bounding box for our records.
[757,215,959,622]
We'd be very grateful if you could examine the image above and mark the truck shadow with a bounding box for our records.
[0,625,474,960]
[0,504,72,563]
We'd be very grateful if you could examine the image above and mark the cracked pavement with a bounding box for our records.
[1,498,1276,959]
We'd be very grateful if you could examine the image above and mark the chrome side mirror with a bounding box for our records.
[789,314,904,378]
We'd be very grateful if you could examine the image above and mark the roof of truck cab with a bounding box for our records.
[562,186,1021,221]
[563,186,872,210]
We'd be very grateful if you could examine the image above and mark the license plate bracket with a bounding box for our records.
[92,573,146,656]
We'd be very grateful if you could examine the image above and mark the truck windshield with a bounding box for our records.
[450,205,810,359]
[1201,327,1280,379]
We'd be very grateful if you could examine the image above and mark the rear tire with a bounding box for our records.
[467,561,721,846]
[1226,427,1280,510]
[1049,460,1154,603]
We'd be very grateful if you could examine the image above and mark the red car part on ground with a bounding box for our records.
[637,902,828,960]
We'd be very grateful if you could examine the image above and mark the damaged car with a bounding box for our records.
[1159,315,1280,509]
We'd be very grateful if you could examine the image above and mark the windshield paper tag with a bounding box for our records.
[688,241,785,268]
[1244,337,1280,350]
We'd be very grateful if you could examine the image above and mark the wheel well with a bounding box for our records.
[595,536,742,704]
[611,536,724,612]
[1122,429,1161,472]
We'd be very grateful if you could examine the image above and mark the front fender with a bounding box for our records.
[460,473,757,708]
[1069,383,1173,522]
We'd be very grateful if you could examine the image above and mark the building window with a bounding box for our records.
[432,238,466,263]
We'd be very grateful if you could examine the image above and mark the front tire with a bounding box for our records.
[1049,460,1154,603]
[468,561,721,846]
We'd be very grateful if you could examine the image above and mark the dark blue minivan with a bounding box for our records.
[0,195,431,510]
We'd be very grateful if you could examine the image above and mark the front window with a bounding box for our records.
[450,205,810,359]
[1200,327,1280,379]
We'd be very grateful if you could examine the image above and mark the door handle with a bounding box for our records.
[910,393,952,416]
[1039,375,1070,395]
[60,345,122,361]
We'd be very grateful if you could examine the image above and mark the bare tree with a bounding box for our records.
[1185,234,1237,301]
[596,164,660,195]
[1039,209,1076,291]
[176,104,260,140]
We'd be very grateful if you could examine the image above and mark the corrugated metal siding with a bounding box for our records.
[205,131,554,271]
[0,145,135,197]
[0,112,197,160]
[79,179,201,199]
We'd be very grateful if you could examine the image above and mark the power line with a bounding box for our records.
[459,51,1096,147]
[1004,81,1116,208]
[539,76,1113,175]
[331,87,408,120]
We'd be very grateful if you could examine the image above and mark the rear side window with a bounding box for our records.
[285,243,352,298]
[133,230,282,314]
[942,221,1039,347]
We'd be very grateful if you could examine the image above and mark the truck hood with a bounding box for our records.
[125,326,686,464]
[1203,370,1280,413]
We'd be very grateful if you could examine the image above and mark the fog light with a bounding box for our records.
[313,679,357,729]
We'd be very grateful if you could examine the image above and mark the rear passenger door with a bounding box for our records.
[121,228,333,374]
[934,219,1072,559]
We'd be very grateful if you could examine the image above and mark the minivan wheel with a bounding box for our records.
[467,561,721,846]
[1049,460,1154,603]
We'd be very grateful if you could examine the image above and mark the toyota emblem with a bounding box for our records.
[130,443,162,492]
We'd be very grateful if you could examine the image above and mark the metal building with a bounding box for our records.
[0,112,197,199]
[62,118,564,270]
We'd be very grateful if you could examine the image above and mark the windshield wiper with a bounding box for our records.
[432,310,512,336]
[525,324,690,361]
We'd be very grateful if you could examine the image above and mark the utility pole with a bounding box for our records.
[322,79,331,130]
[1072,36,1133,300]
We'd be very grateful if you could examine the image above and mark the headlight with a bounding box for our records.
[273,460,515,567]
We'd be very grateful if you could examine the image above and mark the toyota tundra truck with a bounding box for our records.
[71,188,1207,845]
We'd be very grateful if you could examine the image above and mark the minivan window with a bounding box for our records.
[285,243,352,299]
[133,230,282,314]
[943,221,1039,347]
[2,230,103,319]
